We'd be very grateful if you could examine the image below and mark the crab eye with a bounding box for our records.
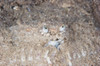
[62,26,64,27]
[56,38,59,41]
[43,26,47,29]
[59,25,66,32]
[45,27,47,29]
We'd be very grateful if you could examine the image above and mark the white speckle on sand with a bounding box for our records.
[13,6,19,10]
[21,48,26,62]
[36,56,40,60]
[0,61,5,64]
[2,45,9,50]
[9,58,17,64]
[81,49,86,57]
[0,62,2,64]
[73,53,77,59]
[68,60,72,66]
[94,51,97,54]
[21,48,25,51]
[28,49,33,61]
[21,55,26,62]
[77,54,81,58]
[67,52,72,60]
[44,50,52,64]
[28,56,33,61]
[30,49,33,53]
